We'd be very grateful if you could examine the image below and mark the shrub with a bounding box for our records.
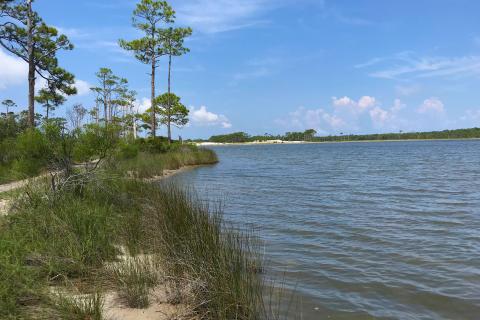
[13,128,49,178]
[118,142,139,160]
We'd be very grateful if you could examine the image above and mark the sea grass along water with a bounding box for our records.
[167,140,480,319]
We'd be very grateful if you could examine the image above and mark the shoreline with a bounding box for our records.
[0,165,207,217]
[196,137,480,147]
[146,164,207,182]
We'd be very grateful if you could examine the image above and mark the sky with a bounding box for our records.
[1,0,480,138]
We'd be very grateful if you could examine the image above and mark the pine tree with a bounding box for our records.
[119,0,175,137]
[162,26,192,142]
[0,0,76,127]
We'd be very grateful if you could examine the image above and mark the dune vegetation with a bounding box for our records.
[0,122,277,319]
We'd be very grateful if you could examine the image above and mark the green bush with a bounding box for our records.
[118,142,139,160]
[73,124,120,163]
[12,129,49,178]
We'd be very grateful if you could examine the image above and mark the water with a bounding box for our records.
[167,140,480,319]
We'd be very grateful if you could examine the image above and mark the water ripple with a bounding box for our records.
[167,140,480,319]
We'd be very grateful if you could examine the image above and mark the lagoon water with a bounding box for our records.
[167,140,480,319]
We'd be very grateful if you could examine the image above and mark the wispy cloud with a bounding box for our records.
[173,0,292,34]
[356,51,480,80]
[230,55,284,84]
[55,26,92,39]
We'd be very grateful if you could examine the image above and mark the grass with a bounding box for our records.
[145,185,266,319]
[110,145,218,179]
[53,292,104,320]
[109,255,160,308]
[0,146,277,319]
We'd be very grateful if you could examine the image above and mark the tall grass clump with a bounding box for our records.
[139,183,266,319]
[6,192,118,278]
[53,292,104,320]
[108,256,159,308]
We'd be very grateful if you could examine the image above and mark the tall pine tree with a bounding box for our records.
[162,26,192,142]
[0,0,76,127]
[119,0,174,137]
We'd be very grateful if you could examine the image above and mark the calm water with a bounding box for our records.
[167,141,480,319]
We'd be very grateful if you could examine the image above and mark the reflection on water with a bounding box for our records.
[166,141,480,319]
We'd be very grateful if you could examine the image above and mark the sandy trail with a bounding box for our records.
[0,178,29,193]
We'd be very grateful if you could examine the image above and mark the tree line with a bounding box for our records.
[206,128,480,143]
[0,0,191,142]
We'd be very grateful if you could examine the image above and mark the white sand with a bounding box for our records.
[0,199,9,216]
[104,289,185,320]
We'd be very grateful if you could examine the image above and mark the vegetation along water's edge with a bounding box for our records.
[0,129,282,319]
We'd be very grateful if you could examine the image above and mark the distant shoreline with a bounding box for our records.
[196,137,480,147]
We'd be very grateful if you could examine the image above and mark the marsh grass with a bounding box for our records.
[0,147,282,319]
[53,292,104,320]
[137,184,268,319]
[110,146,218,179]
[108,255,159,308]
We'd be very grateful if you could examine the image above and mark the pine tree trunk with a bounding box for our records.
[151,55,156,138]
[27,0,35,127]
[167,54,172,144]
[103,78,108,124]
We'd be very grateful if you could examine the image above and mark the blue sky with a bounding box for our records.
[1,0,480,138]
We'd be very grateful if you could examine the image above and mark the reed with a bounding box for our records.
[53,292,104,320]
[108,255,160,308]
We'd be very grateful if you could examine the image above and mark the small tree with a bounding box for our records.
[119,0,175,137]
[1,99,16,116]
[35,88,64,120]
[304,129,317,141]
[67,104,87,130]
[90,68,128,124]
[153,93,189,140]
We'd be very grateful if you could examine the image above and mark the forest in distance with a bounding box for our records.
[202,127,480,143]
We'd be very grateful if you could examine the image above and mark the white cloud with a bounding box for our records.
[358,96,376,109]
[332,96,355,107]
[391,99,406,112]
[369,99,406,129]
[0,49,27,89]
[190,106,232,128]
[74,80,92,96]
[275,106,348,134]
[418,97,445,114]
[135,98,152,113]
[369,107,389,124]
[357,51,480,80]
[332,95,377,111]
